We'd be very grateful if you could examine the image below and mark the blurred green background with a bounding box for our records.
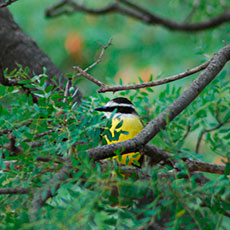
[9,0,230,95]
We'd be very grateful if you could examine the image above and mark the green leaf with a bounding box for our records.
[224,162,230,176]
[115,120,123,129]
[138,76,144,83]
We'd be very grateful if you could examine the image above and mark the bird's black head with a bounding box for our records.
[95,97,137,114]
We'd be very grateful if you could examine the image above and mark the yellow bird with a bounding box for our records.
[95,97,144,167]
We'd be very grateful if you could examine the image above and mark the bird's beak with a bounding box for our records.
[95,106,107,112]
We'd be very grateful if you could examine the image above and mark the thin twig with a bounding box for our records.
[0,64,38,103]
[0,128,11,136]
[141,144,226,175]
[0,187,29,194]
[0,121,32,138]
[74,38,113,77]
[184,0,200,22]
[24,130,54,142]
[63,78,70,103]
[74,66,106,88]
[195,115,230,153]
[196,123,223,153]
[0,0,18,8]
[46,0,117,18]
[99,61,210,93]
[0,65,21,86]
[76,60,209,93]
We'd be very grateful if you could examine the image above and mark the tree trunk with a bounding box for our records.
[0,4,62,84]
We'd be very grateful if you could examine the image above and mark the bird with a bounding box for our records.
[95,97,144,167]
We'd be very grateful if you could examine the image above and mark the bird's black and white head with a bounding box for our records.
[95,97,138,118]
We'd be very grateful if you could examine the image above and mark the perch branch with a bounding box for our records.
[87,45,230,167]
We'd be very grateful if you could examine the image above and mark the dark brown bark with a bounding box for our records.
[0,3,62,84]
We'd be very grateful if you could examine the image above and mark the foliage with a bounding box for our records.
[0,67,230,229]
[1,0,230,229]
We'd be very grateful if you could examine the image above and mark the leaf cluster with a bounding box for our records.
[1,67,230,229]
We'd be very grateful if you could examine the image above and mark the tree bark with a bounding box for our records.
[0,4,62,84]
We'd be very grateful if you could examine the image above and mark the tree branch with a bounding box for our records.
[87,45,230,164]
[74,38,112,77]
[74,58,209,93]
[0,64,21,86]
[184,158,225,175]
[74,66,106,88]
[46,0,230,32]
[0,120,32,143]
[195,115,230,153]
[0,0,17,8]
[99,61,209,93]
[0,5,64,83]
[183,0,200,22]
[0,128,11,136]
[23,130,54,142]
[0,187,29,194]
[0,63,39,103]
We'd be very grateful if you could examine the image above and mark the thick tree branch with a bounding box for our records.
[184,158,225,175]
[46,0,230,32]
[100,142,226,175]
[87,45,230,163]
[0,4,62,78]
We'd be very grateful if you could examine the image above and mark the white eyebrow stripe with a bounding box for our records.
[104,112,138,118]
[105,101,135,109]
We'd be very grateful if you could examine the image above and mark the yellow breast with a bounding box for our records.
[105,115,143,166]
